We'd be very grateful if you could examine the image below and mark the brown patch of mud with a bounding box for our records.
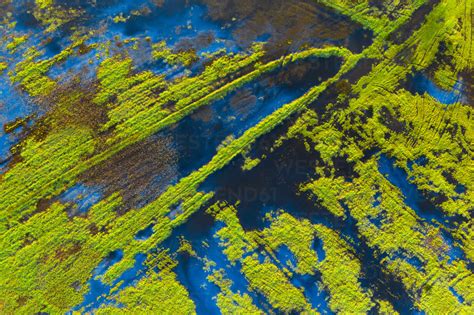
[190,104,215,123]
[81,134,178,212]
[200,0,356,52]
[230,88,257,110]
[267,59,324,87]
[112,37,155,69]
[229,88,257,120]
[48,79,108,132]
[54,243,82,262]
[0,72,107,173]
[20,71,106,144]
[174,31,215,52]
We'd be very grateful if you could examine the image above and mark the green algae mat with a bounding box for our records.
[0,0,472,314]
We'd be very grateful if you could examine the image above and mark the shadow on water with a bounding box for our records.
[202,138,326,230]
[198,130,416,313]
[72,53,345,314]
[2,1,429,313]
[134,224,154,241]
[82,55,341,212]
[10,0,374,54]
[174,56,342,177]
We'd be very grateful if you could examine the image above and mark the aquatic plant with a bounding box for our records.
[0,0,472,313]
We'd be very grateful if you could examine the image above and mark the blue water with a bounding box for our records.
[58,183,103,215]
[378,154,471,267]
[274,245,298,268]
[94,250,124,277]
[72,249,124,312]
[0,0,239,171]
[378,154,442,223]
[0,78,33,164]
[73,251,148,313]
[175,254,221,314]
[162,213,270,314]
[115,253,148,289]
[200,142,416,313]
[313,238,326,262]
[370,191,381,208]
[134,224,154,241]
[72,43,341,218]
[171,56,341,178]
[0,131,21,173]
[407,156,428,170]
[174,85,308,177]
[406,254,424,270]
[2,2,425,314]
[441,230,465,264]
[0,2,72,167]
[454,184,466,195]
[449,287,465,304]
[409,73,466,105]
[108,2,238,52]
[47,42,100,81]
[120,201,275,314]
[273,245,333,313]
[291,274,333,314]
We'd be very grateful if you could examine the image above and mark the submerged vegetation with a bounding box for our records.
[0,0,472,314]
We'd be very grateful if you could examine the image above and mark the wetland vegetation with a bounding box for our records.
[0,0,472,314]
